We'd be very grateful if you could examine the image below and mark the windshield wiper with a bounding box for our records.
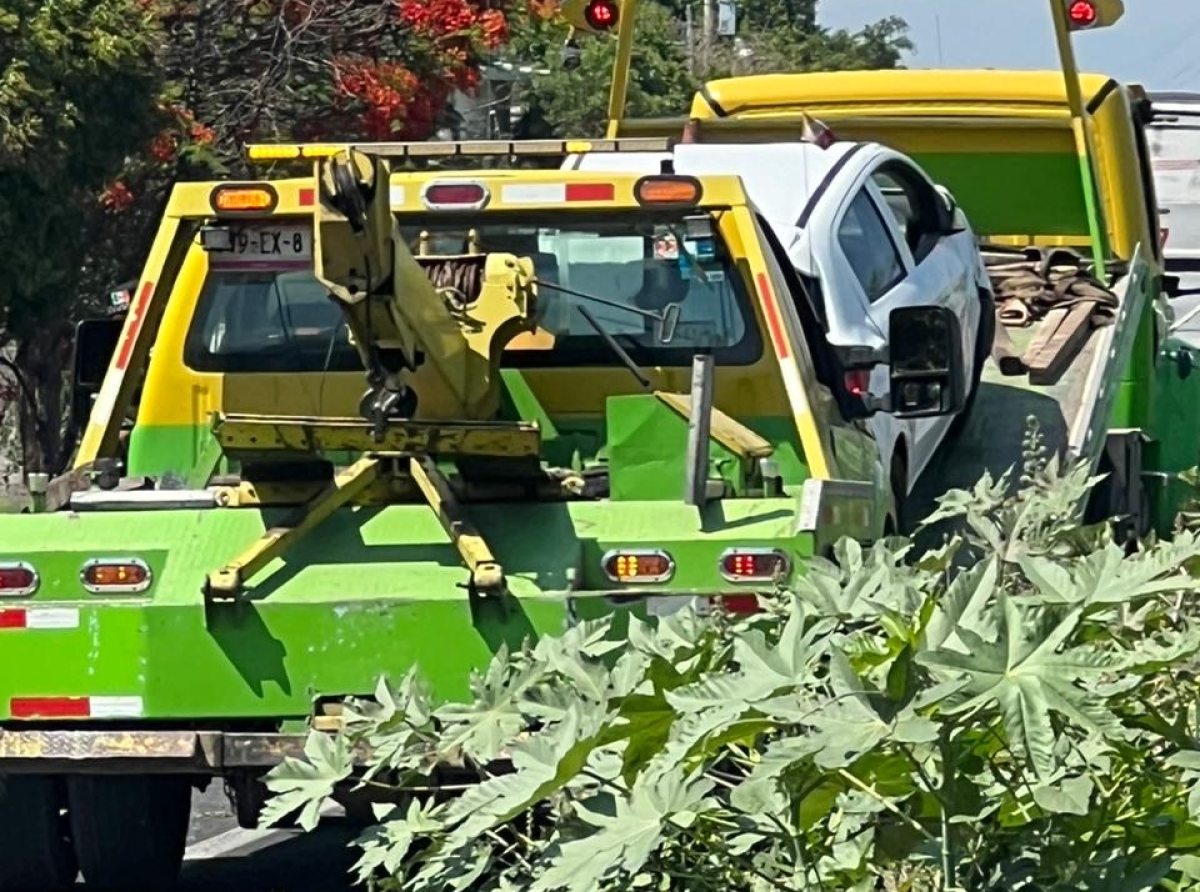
[574,303,651,389]
[532,279,680,343]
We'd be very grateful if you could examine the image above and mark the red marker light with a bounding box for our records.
[585,0,619,30]
[1068,0,1097,27]
[0,563,37,597]
[422,181,490,210]
[719,548,791,584]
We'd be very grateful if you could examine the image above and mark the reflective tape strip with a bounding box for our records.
[0,608,81,630]
[10,695,144,720]
[89,696,145,719]
[501,183,614,204]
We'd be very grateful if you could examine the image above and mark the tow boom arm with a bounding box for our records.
[313,148,540,431]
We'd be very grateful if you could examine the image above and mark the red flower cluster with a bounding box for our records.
[100,181,135,212]
[333,0,510,141]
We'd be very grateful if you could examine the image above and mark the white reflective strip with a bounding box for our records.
[389,185,406,206]
[502,184,566,204]
[89,696,144,718]
[24,609,80,630]
[90,371,124,430]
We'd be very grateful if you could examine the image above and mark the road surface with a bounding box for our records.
[169,785,359,892]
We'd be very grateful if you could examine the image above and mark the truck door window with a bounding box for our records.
[838,190,906,304]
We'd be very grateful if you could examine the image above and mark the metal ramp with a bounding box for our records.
[908,249,1151,536]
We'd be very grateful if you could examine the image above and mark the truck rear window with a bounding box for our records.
[183,210,761,373]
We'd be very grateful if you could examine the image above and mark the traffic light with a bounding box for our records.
[560,0,622,35]
[1064,0,1124,31]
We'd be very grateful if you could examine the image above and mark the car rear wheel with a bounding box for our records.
[67,775,192,891]
[0,775,77,891]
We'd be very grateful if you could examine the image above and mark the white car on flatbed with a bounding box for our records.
[566,140,995,524]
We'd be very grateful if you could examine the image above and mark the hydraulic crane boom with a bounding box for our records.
[313,148,541,431]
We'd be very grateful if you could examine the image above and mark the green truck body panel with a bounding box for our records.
[0,498,816,720]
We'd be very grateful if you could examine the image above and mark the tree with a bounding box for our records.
[263,420,1200,890]
[1,0,512,475]
[0,0,163,473]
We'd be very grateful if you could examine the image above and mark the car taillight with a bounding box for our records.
[0,563,38,597]
[602,550,675,584]
[844,369,871,396]
[719,548,790,584]
[80,559,151,594]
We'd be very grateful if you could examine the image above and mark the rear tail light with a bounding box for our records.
[80,559,151,594]
[719,548,790,584]
[602,549,675,584]
[0,563,38,597]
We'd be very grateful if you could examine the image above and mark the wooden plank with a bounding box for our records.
[991,315,1028,377]
[1022,302,1095,387]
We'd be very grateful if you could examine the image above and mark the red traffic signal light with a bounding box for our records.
[584,0,619,30]
[1063,0,1124,31]
[1068,0,1097,26]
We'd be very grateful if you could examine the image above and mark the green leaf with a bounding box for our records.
[261,730,353,831]
[1032,775,1094,815]
[919,594,1124,780]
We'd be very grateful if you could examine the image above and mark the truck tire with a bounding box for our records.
[0,775,77,891]
[66,775,191,891]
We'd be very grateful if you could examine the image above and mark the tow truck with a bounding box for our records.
[0,0,1189,889]
[570,0,1183,541]
[0,136,963,891]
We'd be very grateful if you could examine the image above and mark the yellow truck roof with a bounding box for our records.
[693,70,1124,121]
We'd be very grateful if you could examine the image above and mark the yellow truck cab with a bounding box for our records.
[72,153,908,530]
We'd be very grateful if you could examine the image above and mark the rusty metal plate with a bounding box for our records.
[0,729,200,761]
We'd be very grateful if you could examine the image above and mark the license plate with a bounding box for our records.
[210,225,313,270]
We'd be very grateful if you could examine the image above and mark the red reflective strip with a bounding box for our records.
[0,610,26,629]
[11,697,90,719]
[755,272,790,359]
[565,183,614,202]
[114,282,154,371]
[298,187,315,207]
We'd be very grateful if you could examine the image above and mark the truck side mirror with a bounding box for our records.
[70,318,124,427]
[887,305,968,418]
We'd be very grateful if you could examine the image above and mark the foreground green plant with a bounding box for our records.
[265,426,1200,890]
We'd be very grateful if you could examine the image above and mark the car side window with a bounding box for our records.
[837,190,906,303]
[873,163,944,265]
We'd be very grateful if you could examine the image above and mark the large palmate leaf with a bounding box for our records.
[1018,534,1200,607]
[804,651,937,770]
[434,645,550,763]
[918,594,1128,780]
[261,730,354,831]
[530,767,717,892]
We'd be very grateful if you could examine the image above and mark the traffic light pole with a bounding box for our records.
[1048,0,1110,282]
[605,0,639,138]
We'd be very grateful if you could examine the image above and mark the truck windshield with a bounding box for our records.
[1149,107,1200,263]
[183,211,761,374]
